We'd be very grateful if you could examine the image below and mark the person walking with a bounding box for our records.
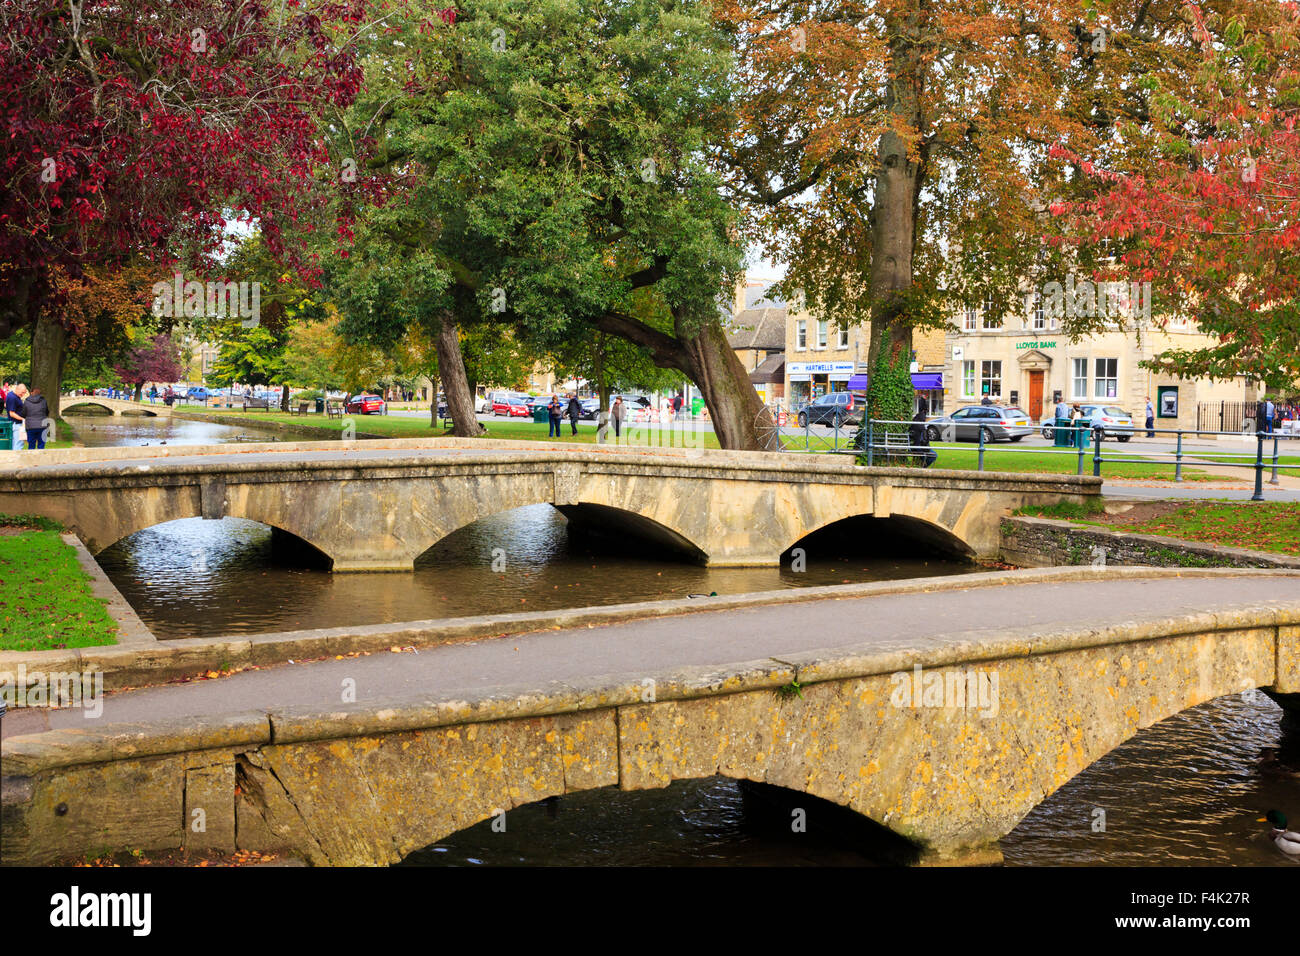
[909,399,937,468]
[566,393,581,436]
[1144,396,1155,438]
[148,384,158,404]
[1265,397,1276,434]
[22,385,49,450]
[611,395,625,440]
[5,383,26,450]
[547,395,562,438]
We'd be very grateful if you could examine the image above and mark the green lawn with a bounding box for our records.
[1124,501,1300,556]
[0,516,119,651]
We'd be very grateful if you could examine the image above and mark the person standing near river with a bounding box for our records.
[547,395,562,438]
[22,385,49,450]
[5,383,26,450]
[566,393,581,436]
[611,396,625,441]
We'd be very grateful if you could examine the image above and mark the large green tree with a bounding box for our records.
[329,0,764,446]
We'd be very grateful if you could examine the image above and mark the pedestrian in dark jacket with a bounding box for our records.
[566,394,581,435]
[611,396,625,439]
[909,399,936,468]
[22,386,49,450]
[547,396,562,438]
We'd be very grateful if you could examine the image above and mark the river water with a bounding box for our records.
[65,412,1300,866]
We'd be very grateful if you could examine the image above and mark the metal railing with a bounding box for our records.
[762,411,1297,497]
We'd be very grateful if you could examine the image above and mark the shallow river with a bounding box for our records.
[69,412,1300,866]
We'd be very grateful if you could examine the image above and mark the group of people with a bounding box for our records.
[544,394,631,439]
[1,380,51,450]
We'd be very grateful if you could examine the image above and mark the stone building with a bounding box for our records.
[944,297,1257,429]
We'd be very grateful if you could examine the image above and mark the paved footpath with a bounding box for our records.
[5,574,1298,739]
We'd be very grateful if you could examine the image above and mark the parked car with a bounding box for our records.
[474,394,491,414]
[492,396,531,417]
[185,386,210,402]
[1039,404,1135,442]
[579,398,601,420]
[796,391,861,429]
[925,404,1034,443]
[344,394,386,415]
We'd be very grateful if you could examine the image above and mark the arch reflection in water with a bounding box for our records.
[95,505,977,639]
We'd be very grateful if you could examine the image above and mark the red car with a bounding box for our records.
[344,394,386,415]
[492,396,530,417]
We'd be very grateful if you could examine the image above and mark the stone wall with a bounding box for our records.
[1000,515,1300,570]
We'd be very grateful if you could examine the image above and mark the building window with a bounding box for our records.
[982,300,1002,330]
[796,320,806,350]
[981,360,1002,399]
[1094,357,1118,398]
[837,324,849,348]
[817,320,828,349]
[962,360,976,398]
[1032,294,1045,330]
[1072,357,1088,398]
[964,306,978,331]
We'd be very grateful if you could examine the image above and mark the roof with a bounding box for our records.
[726,307,787,351]
[749,352,786,384]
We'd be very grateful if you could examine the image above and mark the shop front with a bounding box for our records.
[787,361,855,405]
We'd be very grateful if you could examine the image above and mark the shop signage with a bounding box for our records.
[1015,341,1057,350]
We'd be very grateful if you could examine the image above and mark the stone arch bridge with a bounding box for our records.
[58,395,171,417]
[0,440,1100,569]
[3,573,1298,865]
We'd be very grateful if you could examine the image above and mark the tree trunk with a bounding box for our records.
[589,311,770,450]
[280,383,290,412]
[594,333,610,443]
[435,311,485,437]
[866,8,924,374]
[679,320,771,450]
[29,311,67,419]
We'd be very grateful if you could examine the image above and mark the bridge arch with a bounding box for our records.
[781,512,977,563]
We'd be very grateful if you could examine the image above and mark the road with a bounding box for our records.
[4,573,1297,738]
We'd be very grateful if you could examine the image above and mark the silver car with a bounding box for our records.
[925,404,1035,443]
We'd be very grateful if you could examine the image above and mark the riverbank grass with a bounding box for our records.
[1120,501,1300,556]
[0,515,119,651]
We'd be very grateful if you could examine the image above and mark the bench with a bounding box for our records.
[325,401,344,419]
[241,396,271,412]
[289,401,309,416]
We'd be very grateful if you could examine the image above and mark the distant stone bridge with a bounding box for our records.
[0,441,1101,569]
[59,395,171,418]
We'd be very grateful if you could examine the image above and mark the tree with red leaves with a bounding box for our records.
[0,0,366,414]
[114,332,183,401]
[1051,2,1300,389]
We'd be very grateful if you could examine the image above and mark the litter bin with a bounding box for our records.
[0,419,11,449]
[315,398,325,414]
[533,404,550,424]
[1075,423,1091,449]
[1053,418,1073,448]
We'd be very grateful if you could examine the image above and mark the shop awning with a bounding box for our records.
[845,372,943,391]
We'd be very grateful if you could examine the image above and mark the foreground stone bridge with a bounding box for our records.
[0,439,1100,570]
[2,571,1297,865]
[59,395,170,417]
